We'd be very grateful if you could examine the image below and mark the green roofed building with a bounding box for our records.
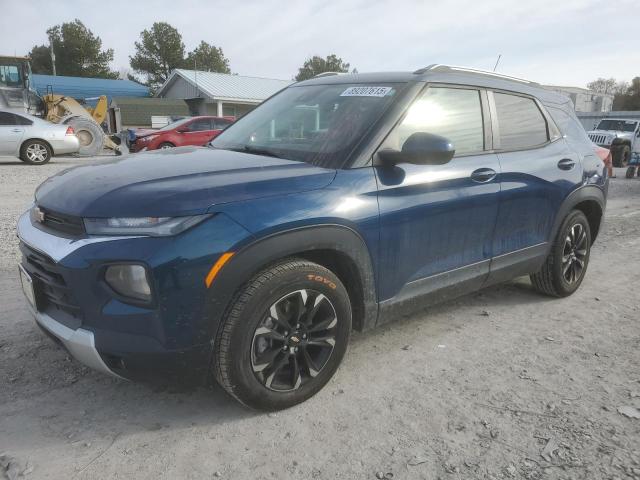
[108,97,190,131]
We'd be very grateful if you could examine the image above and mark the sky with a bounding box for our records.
[1,0,638,87]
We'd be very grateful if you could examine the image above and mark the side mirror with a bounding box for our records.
[377,132,455,166]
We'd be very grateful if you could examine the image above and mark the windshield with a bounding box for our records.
[596,119,638,132]
[159,117,189,131]
[212,83,403,168]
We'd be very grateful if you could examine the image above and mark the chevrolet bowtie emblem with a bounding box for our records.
[290,336,300,344]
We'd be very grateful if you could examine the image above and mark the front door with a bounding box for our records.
[0,111,24,154]
[374,85,500,314]
[184,118,215,146]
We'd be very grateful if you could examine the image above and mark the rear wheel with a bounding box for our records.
[67,117,104,156]
[626,166,636,179]
[213,259,351,410]
[20,139,51,165]
[530,210,591,297]
[613,145,631,167]
[158,142,175,149]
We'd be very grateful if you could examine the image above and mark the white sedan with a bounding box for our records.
[0,109,80,164]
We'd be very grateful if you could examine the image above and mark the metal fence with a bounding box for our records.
[576,111,640,131]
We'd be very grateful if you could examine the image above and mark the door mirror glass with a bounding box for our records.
[378,132,455,166]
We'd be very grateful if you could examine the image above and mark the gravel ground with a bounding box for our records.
[1,155,639,480]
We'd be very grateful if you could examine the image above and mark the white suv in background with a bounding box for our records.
[588,118,640,167]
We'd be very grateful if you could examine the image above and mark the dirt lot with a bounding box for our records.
[0,155,639,480]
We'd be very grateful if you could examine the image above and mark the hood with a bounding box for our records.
[35,147,336,217]
[588,129,632,139]
[135,128,160,138]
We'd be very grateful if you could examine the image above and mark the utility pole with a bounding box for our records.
[49,34,56,76]
[493,54,502,72]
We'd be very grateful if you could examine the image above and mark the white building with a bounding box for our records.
[544,85,614,113]
[156,69,292,118]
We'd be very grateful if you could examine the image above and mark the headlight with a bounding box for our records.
[105,264,151,302]
[84,214,212,236]
[140,135,158,143]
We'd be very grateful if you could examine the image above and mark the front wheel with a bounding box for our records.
[213,259,351,410]
[158,142,175,149]
[530,210,591,297]
[20,139,52,165]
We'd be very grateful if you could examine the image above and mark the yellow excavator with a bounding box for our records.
[0,55,122,155]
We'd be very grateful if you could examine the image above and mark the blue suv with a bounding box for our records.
[17,66,607,410]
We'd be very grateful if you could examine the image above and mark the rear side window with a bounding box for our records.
[494,93,548,150]
[14,114,33,126]
[382,87,485,156]
[214,118,232,130]
[546,106,591,145]
[0,112,16,125]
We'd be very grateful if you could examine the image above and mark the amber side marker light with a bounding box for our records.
[205,252,235,288]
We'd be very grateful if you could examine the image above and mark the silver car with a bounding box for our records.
[0,109,80,164]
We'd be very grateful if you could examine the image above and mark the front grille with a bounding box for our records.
[20,242,82,326]
[588,133,609,146]
[36,206,85,237]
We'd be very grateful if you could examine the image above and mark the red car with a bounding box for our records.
[132,116,234,152]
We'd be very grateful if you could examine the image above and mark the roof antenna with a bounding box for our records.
[493,54,502,72]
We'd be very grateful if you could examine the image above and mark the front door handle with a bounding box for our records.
[558,158,576,170]
[471,168,497,183]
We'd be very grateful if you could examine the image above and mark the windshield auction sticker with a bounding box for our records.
[340,86,393,97]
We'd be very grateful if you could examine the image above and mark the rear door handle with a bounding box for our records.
[11,128,22,133]
[557,158,576,170]
[471,168,497,183]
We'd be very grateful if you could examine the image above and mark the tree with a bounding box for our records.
[28,19,117,78]
[130,22,186,89]
[295,54,354,81]
[613,77,640,110]
[185,41,230,73]
[586,77,628,95]
[28,45,52,74]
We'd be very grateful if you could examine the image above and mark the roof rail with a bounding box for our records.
[413,64,538,85]
[313,72,342,78]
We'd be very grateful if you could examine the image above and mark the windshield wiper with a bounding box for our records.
[227,145,283,159]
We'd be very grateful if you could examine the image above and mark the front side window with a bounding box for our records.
[212,83,403,168]
[381,87,485,156]
[494,92,548,150]
[188,119,213,131]
[0,112,16,126]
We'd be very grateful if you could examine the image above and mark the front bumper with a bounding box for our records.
[16,208,251,385]
[33,308,123,379]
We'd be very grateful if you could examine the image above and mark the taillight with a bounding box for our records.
[593,145,610,162]
[65,126,75,135]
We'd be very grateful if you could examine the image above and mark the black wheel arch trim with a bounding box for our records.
[550,185,605,244]
[205,223,378,345]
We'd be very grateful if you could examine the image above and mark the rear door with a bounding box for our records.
[375,85,501,310]
[0,111,25,155]
[486,91,583,283]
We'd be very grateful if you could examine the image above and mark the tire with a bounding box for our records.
[530,210,591,297]
[626,167,636,179]
[214,258,352,410]
[158,142,175,149]
[613,144,631,168]
[66,117,104,156]
[19,139,52,165]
